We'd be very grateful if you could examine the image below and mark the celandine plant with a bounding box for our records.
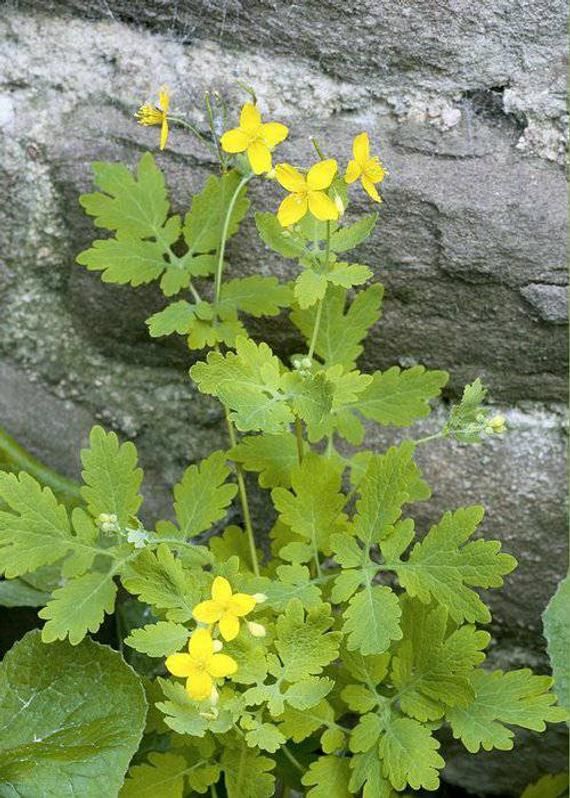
[0,87,566,797]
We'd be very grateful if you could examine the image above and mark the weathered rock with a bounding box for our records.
[0,5,568,792]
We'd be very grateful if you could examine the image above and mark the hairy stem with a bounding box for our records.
[214,174,251,305]
[307,221,331,360]
[167,115,219,160]
[294,418,305,463]
[413,430,447,446]
[224,409,260,577]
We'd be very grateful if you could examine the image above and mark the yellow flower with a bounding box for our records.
[275,159,340,227]
[165,627,237,701]
[135,86,170,151]
[193,576,257,641]
[220,103,288,174]
[344,132,386,202]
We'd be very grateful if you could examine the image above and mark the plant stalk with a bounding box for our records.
[214,174,251,305]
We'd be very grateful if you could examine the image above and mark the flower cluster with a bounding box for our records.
[165,577,264,701]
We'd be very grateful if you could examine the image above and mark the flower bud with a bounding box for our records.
[247,621,267,638]
[487,414,507,434]
[209,686,219,706]
[252,593,268,604]
[212,639,223,653]
[333,191,345,217]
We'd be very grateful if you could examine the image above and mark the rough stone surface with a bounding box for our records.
[0,3,568,793]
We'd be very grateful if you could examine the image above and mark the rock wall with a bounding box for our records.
[0,2,568,793]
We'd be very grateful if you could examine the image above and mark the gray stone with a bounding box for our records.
[0,4,568,793]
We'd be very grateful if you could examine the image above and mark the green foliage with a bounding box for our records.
[543,574,570,712]
[0,630,146,796]
[0,97,563,797]
[520,773,569,798]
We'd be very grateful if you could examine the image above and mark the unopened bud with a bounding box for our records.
[96,513,120,534]
[487,414,507,434]
[212,639,223,653]
[209,686,219,706]
[333,192,345,216]
[247,621,267,638]
[252,593,268,604]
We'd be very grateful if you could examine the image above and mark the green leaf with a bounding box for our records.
[147,300,198,337]
[77,235,168,286]
[521,773,570,798]
[80,425,143,528]
[191,337,294,434]
[0,630,146,796]
[446,378,489,443]
[79,153,169,237]
[120,752,187,798]
[0,577,50,607]
[329,213,378,253]
[448,669,569,753]
[209,525,260,572]
[121,545,201,622]
[155,678,208,737]
[357,366,448,426]
[183,171,249,254]
[223,630,268,685]
[327,262,372,289]
[39,568,118,645]
[275,599,341,681]
[394,506,517,623]
[301,755,351,798]
[170,451,237,538]
[291,284,383,369]
[125,621,190,658]
[390,598,489,721]
[349,750,393,798]
[255,211,306,258]
[221,743,275,798]
[277,699,334,742]
[353,442,427,547]
[243,564,323,612]
[343,585,402,656]
[218,276,292,318]
[272,453,347,557]
[243,721,286,753]
[543,574,570,711]
[294,269,328,309]
[231,433,298,488]
[285,676,334,709]
[379,716,444,791]
[350,712,384,753]
[0,472,76,577]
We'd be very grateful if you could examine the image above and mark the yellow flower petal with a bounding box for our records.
[220,128,249,153]
[353,132,370,165]
[229,593,257,617]
[306,159,338,191]
[188,627,215,658]
[240,103,261,133]
[361,175,382,203]
[219,613,240,641]
[277,193,308,227]
[275,163,306,193]
[212,576,233,603]
[186,670,213,700]
[364,157,385,183]
[160,119,169,150]
[193,599,223,624]
[344,159,362,184]
[208,653,238,678]
[165,652,194,677]
[308,190,340,221]
[260,121,288,148]
[159,86,170,114]
[247,141,272,174]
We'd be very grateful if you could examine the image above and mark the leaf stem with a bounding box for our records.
[223,410,260,577]
[307,222,331,360]
[214,174,251,306]
[294,418,305,463]
[413,430,447,446]
[281,745,304,773]
[167,115,219,160]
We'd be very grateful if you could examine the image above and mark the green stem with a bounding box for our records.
[307,222,331,360]
[204,93,226,170]
[0,425,82,506]
[167,115,219,159]
[294,418,305,463]
[214,174,251,305]
[281,745,304,774]
[224,410,260,577]
[413,430,447,446]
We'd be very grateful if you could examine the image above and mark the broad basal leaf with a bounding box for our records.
[0,630,146,797]
[80,425,143,528]
[394,506,517,623]
[357,366,448,426]
[448,668,568,753]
